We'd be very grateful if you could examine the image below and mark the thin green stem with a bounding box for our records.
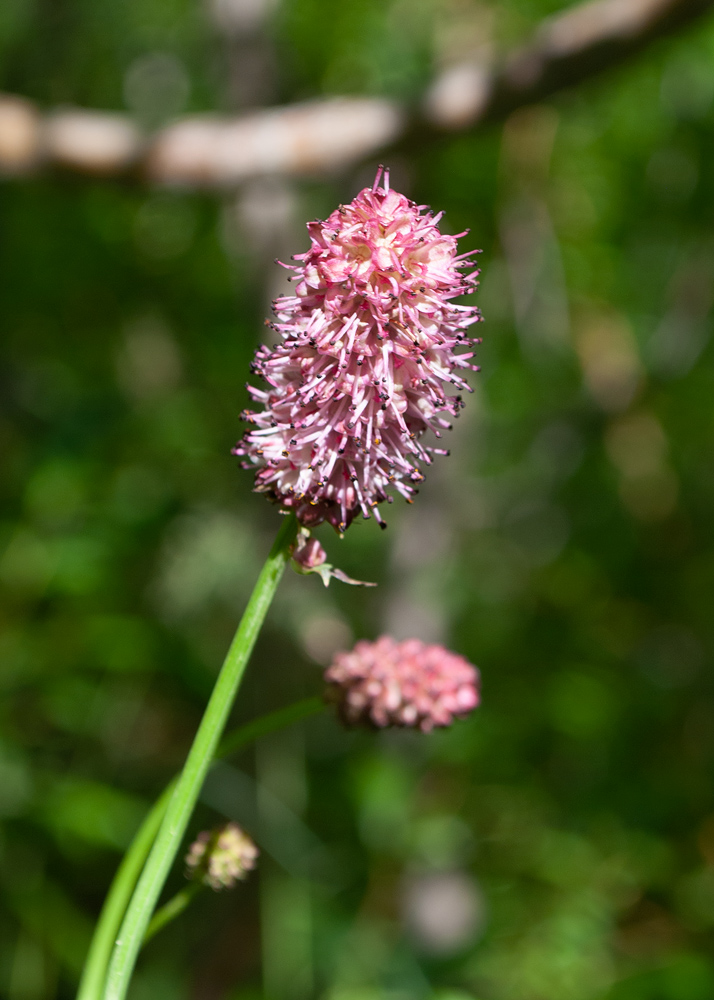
[217,695,324,758]
[143,884,201,945]
[76,783,175,1000]
[76,694,324,1000]
[103,513,298,1000]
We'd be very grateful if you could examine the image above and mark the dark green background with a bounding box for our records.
[1,1,714,998]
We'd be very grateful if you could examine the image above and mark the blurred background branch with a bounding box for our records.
[0,0,712,187]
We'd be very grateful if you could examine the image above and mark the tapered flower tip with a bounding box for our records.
[324,636,480,732]
[185,822,259,891]
[235,166,482,533]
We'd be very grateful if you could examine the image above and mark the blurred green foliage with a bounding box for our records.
[2,1,714,998]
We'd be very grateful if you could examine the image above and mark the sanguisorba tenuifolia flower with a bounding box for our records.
[185,823,259,891]
[325,636,480,732]
[235,167,482,533]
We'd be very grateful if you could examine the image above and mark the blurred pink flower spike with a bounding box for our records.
[291,526,377,587]
[325,636,480,732]
[185,822,259,891]
[235,165,482,534]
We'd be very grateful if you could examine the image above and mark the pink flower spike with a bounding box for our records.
[234,168,482,534]
[324,636,480,732]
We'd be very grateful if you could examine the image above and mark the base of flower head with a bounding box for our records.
[261,488,367,535]
[324,636,480,733]
[234,447,404,534]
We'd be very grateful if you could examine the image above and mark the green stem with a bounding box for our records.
[76,782,175,1000]
[143,884,201,945]
[217,695,324,758]
[103,513,298,1000]
[77,695,324,1000]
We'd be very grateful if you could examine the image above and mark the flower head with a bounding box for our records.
[235,167,481,533]
[325,636,480,732]
[185,822,259,890]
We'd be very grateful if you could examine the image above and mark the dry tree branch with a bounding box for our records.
[0,0,711,189]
